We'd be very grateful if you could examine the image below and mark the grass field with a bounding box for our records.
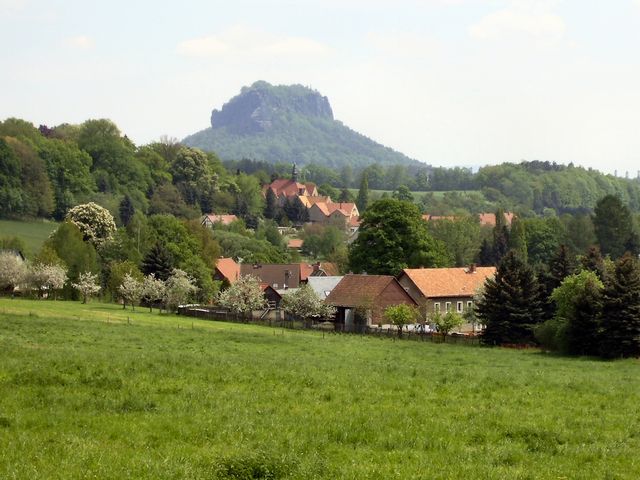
[347,189,483,202]
[0,219,59,257]
[1,299,640,479]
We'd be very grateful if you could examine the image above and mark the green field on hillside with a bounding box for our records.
[1,299,639,479]
[347,189,483,202]
[0,220,58,257]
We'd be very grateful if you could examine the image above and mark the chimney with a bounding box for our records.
[468,263,476,273]
[312,262,321,273]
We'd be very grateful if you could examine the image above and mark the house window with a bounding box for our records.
[434,302,440,313]
[457,301,463,313]
[445,302,451,312]
[273,283,278,288]
[467,301,473,311]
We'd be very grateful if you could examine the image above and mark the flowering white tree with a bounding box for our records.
[281,283,336,320]
[0,252,28,293]
[28,263,67,299]
[141,274,166,313]
[165,269,197,312]
[72,271,101,304]
[119,273,143,311]
[217,275,267,316]
[65,202,116,246]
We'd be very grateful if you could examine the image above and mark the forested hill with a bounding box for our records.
[182,81,424,169]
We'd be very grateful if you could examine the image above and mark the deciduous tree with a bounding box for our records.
[141,274,166,313]
[433,311,464,340]
[65,202,116,246]
[119,273,143,311]
[72,271,101,304]
[217,274,267,316]
[593,195,636,259]
[164,268,198,311]
[384,303,418,337]
[349,198,450,276]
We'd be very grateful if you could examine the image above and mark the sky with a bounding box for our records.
[2,0,640,174]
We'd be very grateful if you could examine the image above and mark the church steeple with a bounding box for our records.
[291,163,298,182]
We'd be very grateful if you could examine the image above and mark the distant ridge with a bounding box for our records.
[182,81,425,169]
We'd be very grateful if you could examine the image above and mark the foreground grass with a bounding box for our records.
[1,299,639,479]
[0,219,59,256]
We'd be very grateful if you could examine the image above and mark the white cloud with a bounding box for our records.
[66,35,94,50]
[366,31,441,58]
[176,25,330,59]
[0,0,26,10]
[470,4,565,42]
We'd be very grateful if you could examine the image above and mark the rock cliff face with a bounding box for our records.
[210,81,333,134]
[183,81,423,168]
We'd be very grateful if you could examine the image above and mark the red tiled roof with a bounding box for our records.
[348,216,361,227]
[266,179,318,198]
[478,212,515,227]
[400,266,496,298]
[325,274,416,307]
[312,202,357,218]
[215,257,240,283]
[240,263,301,289]
[287,239,304,249]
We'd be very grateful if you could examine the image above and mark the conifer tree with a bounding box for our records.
[564,274,603,356]
[535,264,556,321]
[141,243,174,281]
[338,188,354,203]
[264,187,278,220]
[599,254,640,358]
[549,244,576,288]
[356,172,369,213]
[508,217,527,263]
[492,209,510,264]
[478,238,494,266]
[119,194,135,226]
[476,250,543,345]
[581,246,606,280]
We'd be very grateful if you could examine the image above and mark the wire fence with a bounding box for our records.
[177,306,483,346]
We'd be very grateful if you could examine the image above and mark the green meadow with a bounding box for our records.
[1,299,639,479]
[347,189,483,202]
[0,219,59,257]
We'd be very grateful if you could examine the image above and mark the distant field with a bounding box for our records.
[1,298,640,479]
[348,189,483,201]
[0,219,58,257]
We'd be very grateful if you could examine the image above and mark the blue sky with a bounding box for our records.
[2,0,640,174]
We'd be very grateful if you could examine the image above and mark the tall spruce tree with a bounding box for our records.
[599,254,640,358]
[476,250,543,345]
[356,172,369,213]
[119,194,135,227]
[141,243,174,281]
[264,187,278,220]
[535,264,556,321]
[549,244,576,288]
[492,209,510,265]
[565,274,603,356]
[581,246,606,280]
[508,217,527,263]
[478,238,494,266]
